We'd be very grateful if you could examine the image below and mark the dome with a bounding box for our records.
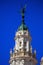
[18,21,28,31]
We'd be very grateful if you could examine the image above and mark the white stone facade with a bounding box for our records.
[9,29,37,65]
[14,30,30,53]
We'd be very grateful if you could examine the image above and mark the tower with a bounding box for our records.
[9,7,37,65]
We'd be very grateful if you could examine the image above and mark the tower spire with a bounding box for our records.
[21,6,26,24]
[18,5,28,31]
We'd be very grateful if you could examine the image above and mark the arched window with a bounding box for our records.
[24,42,26,46]
[20,42,21,46]
[20,49,21,51]
[24,32,26,34]
[24,41,26,53]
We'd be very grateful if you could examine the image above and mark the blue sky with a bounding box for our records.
[0,0,43,65]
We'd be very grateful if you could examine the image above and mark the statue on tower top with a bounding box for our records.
[21,5,26,23]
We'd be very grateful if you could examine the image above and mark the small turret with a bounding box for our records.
[40,57,43,65]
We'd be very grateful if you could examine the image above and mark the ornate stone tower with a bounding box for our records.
[9,7,37,65]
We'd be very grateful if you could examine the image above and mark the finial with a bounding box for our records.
[33,49,36,58]
[34,49,36,54]
[10,49,13,60]
[30,45,32,53]
[41,57,43,62]
[10,49,12,55]
[21,5,26,24]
